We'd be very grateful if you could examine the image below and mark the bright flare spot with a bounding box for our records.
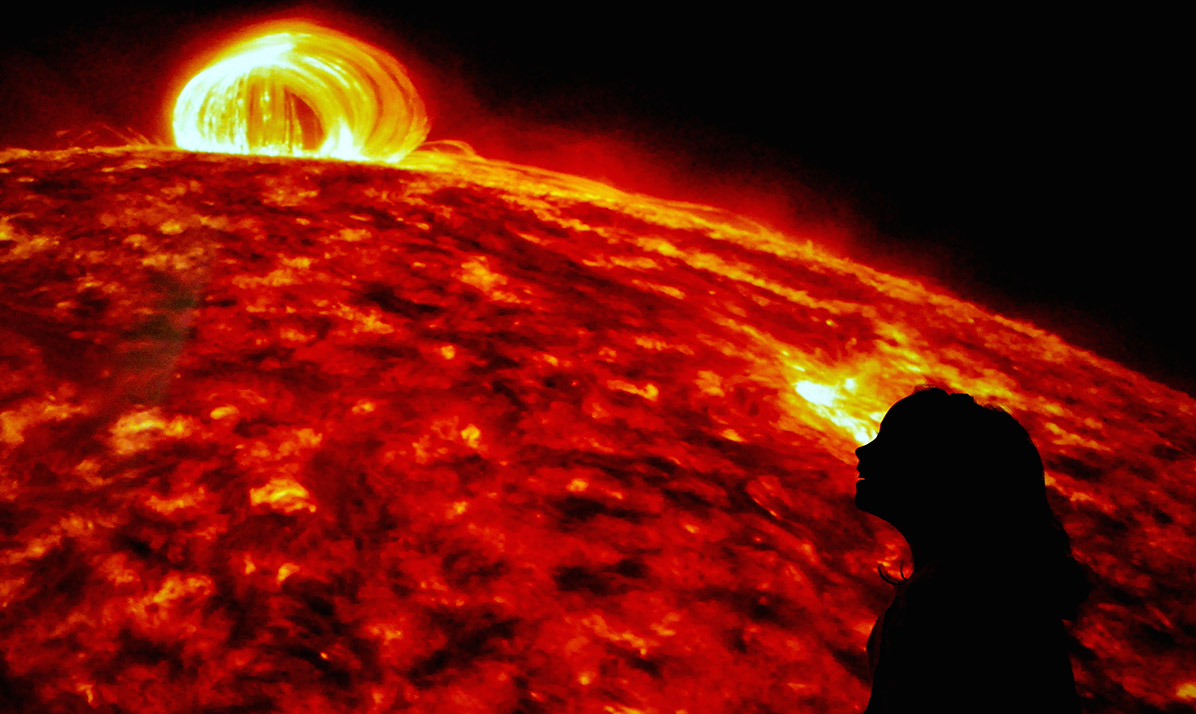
[276,562,301,584]
[173,21,428,163]
[250,477,317,514]
[110,409,169,456]
[792,377,877,445]
[793,380,839,408]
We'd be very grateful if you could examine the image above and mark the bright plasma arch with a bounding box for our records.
[172,21,428,162]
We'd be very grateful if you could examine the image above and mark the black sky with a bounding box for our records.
[1,4,1187,395]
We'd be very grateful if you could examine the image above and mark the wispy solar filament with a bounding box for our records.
[172,22,428,163]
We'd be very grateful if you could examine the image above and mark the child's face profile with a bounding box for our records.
[854,395,939,525]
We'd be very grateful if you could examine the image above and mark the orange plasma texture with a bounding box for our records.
[171,21,428,163]
[0,145,1193,713]
[1,19,1194,714]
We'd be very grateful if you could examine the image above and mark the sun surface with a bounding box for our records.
[0,19,1194,714]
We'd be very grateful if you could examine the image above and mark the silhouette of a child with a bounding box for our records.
[855,387,1091,713]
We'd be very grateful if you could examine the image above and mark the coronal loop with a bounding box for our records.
[172,22,428,163]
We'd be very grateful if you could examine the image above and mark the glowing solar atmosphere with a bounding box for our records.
[0,9,1191,714]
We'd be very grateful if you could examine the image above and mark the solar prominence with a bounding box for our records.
[171,22,428,163]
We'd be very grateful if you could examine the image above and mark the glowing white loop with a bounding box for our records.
[172,22,428,163]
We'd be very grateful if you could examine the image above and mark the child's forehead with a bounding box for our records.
[879,395,942,433]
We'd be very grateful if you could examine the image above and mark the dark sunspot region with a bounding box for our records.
[0,145,1193,713]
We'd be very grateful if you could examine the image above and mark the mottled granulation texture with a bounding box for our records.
[0,146,1194,714]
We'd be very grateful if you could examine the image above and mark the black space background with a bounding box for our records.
[1,4,1187,396]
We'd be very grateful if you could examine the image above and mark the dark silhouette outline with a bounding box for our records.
[855,387,1092,713]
